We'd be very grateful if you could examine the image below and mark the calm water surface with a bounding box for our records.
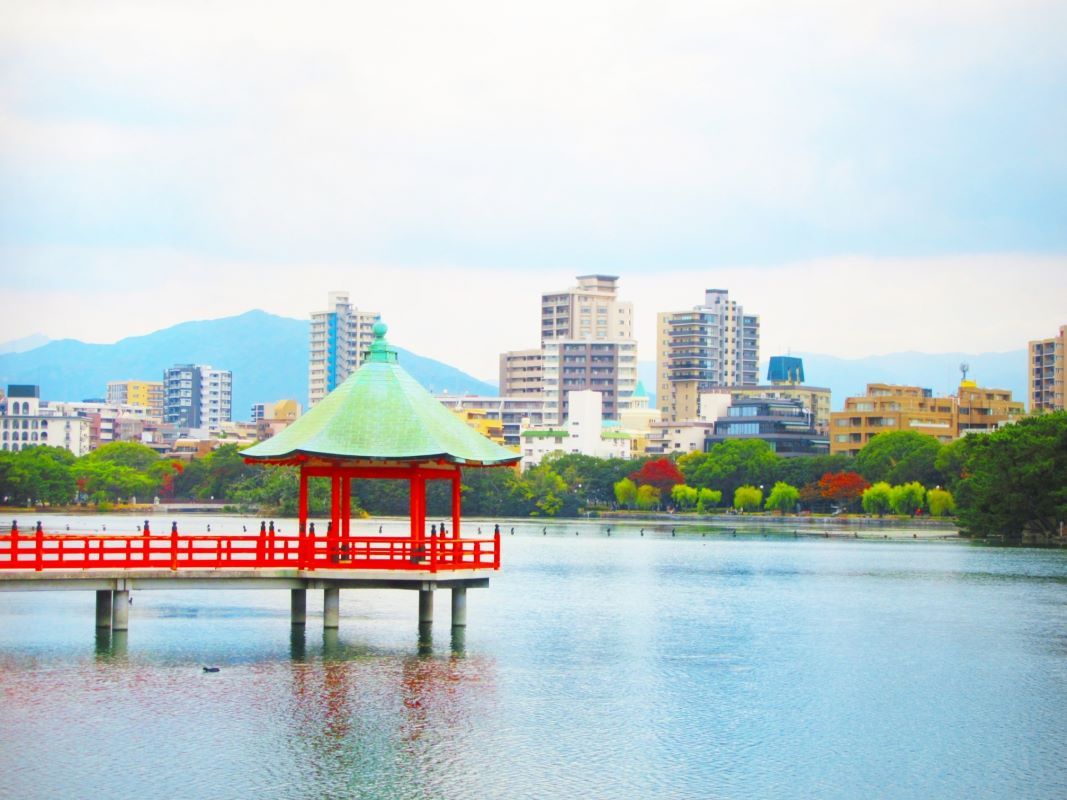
[1,515,1066,800]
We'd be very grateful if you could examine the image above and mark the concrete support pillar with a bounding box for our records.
[95,590,113,628]
[323,586,340,629]
[451,587,467,628]
[291,589,307,626]
[419,588,434,625]
[112,590,129,631]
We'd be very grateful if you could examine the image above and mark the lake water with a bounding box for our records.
[2,515,1066,799]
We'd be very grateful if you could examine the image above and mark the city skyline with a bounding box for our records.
[2,2,1065,379]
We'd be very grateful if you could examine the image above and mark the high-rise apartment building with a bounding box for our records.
[500,274,639,425]
[1029,324,1065,412]
[656,289,760,422]
[308,291,380,406]
[106,380,164,417]
[540,274,633,345]
[541,339,637,424]
[163,364,232,431]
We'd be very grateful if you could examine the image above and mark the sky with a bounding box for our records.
[2,1,1065,381]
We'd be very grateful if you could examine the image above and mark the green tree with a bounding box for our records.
[635,484,661,511]
[855,431,943,486]
[926,488,956,517]
[861,481,893,517]
[889,481,926,516]
[83,441,161,472]
[764,481,799,514]
[524,463,567,517]
[0,446,76,505]
[733,484,763,512]
[679,440,779,499]
[614,477,637,508]
[671,484,699,510]
[696,487,722,513]
[946,412,1067,541]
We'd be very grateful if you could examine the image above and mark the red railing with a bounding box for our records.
[0,523,500,574]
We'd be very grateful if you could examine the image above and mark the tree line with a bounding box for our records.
[1,411,1064,543]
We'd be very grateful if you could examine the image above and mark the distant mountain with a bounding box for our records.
[0,310,496,419]
[638,349,1028,412]
[0,333,50,355]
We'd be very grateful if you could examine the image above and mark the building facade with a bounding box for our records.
[519,390,632,469]
[0,385,91,456]
[540,274,633,345]
[309,291,380,407]
[1029,324,1065,412]
[706,397,828,456]
[163,364,233,431]
[830,381,1025,456]
[656,289,760,422]
[434,395,544,448]
[501,275,639,427]
[498,348,545,398]
[106,380,164,416]
[541,339,637,425]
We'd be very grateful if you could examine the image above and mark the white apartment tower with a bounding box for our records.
[308,291,380,407]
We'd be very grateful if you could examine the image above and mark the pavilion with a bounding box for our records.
[241,321,520,631]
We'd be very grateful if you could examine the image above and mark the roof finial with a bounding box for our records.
[367,320,398,363]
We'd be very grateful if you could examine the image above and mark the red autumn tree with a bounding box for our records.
[817,471,870,511]
[629,458,685,495]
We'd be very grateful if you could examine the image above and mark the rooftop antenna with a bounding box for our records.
[959,362,970,383]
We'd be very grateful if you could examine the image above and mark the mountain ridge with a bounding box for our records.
[0,310,497,420]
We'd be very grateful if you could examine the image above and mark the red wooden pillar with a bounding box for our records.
[451,469,462,565]
[451,469,461,538]
[330,473,342,564]
[298,468,309,532]
[341,476,351,560]
[298,468,309,568]
[410,471,426,561]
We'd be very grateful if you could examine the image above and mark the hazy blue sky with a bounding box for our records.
[2,1,1065,379]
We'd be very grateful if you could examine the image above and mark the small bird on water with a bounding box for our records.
[202,666,220,673]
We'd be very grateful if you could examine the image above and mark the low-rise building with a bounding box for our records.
[0,385,92,456]
[706,397,828,456]
[830,381,1025,455]
[434,395,543,448]
[519,390,632,468]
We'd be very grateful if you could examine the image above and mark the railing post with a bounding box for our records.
[170,521,178,571]
[305,522,315,571]
[35,521,43,572]
[143,519,150,565]
[429,532,437,574]
[10,521,18,567]
[257,521,267,565]
[493,529,501,569]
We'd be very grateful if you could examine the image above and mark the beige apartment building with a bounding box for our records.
[656,289,760,422]
[1029,324,1065,412]
[498,348,544,397]
[830,382,1025,455]
[540,274,633,345]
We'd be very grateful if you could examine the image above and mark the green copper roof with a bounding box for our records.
[242,323,520,466]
